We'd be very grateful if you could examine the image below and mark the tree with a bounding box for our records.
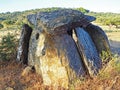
[111,18,120,28]
[76,7,89,13]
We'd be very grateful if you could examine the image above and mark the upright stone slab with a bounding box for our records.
[85,24,111,55]
[75,27,102,76]
[17,24,32,64]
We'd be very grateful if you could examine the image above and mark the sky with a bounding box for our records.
[0,0,120,13]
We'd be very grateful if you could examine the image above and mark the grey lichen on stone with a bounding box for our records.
[27,9,91,88]
[27,9,95,34]
[27,14,37,26]
[75,27,102,76]
[25,9,109,89]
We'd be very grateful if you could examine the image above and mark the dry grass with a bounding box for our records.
[0,61,67,90]
[0,58,120,90]
[106,32,120,55]
[0,61,43,90]
[0,28,20,42]
[75,57,120,90]
[107,32,120,42]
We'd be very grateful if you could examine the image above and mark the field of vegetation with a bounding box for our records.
[0,8,120,90]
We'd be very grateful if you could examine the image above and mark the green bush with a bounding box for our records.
[100,50,111,63]
[113,55,120,73]
[0,23,4,29]
[0,33,18,61]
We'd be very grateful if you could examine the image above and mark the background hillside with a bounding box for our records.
[0,7,120,31]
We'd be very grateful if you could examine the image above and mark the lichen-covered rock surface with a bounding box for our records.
[17,24,32,64]
[85,24,111,55]
[27,9,95,34]
[16,9,111,89]
[27,9,89,88]
[75,27,102,76]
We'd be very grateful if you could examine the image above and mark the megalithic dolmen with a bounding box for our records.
[17,9,111,89]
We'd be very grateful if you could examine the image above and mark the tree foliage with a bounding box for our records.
[0,23,3,29]
[0,33,18,61]
[75,7,89,13]
[87,12,120,27]
[2,20,15,25]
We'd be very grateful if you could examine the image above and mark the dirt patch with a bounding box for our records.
[0,61,43,90]
[106,32,120,55]
[0,60,120,90]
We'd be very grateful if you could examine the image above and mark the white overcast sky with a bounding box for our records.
[0,0,120,13]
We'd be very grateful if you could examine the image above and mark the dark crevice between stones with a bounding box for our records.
[17,24,33,65]
[31,66,36,73]
[22,24,33,65]
[73,29,91,77]
[67,29,73,37]
[36,33,39,40]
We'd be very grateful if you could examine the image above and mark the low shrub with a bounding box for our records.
[0,33,18,61]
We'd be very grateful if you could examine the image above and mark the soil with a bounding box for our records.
[109,40,120,55]
[107,32,120,55]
